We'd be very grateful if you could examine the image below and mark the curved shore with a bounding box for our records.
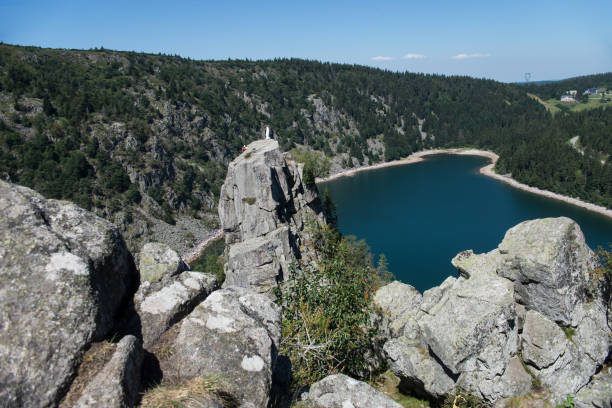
[316,148,612,220]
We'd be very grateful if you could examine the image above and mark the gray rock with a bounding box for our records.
[139,242,187,283]
[374,281,422,339]
[575,368,612,408]
[496,217,598,326]
[384,337,455,399]
[224,226,293,294]
[170,287,281,408]
[0,180,137,407]
[218,139,325,293]
[521,309,609,404]
[75,335,143,408]
[135,271,218,347]
[521,310,568,370]
[302,374,403,408]
[418,263,516,376]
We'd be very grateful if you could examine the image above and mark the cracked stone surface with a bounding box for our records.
[170,287,281,407]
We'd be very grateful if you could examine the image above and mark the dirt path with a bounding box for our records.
[182,229,224,265]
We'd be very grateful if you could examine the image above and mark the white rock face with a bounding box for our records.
[171,287,281,408]
[0,180,137,407]
[378,217,611,405]
[218,139,325,294]
[135,270,218,347]
[302,374,403,408]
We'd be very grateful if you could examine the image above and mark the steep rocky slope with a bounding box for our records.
[376,217,612,406]
[218,139,326,294]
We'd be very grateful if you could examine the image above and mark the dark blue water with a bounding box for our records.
[318,154,612,293]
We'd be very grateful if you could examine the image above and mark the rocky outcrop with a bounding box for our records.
[169,287,282,407]
[496,217,599,326]
[74,335,143,408]
[575,368,612,408]
[218,139,325,294]
[377,217,611,405]
[0,180,138,407]
[135,270,218,347]
[301,374,403,408]
[139,242,188,283]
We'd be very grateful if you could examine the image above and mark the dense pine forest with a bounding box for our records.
[1,43,611,248]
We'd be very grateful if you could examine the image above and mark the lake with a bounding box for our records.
[318,154,612,293]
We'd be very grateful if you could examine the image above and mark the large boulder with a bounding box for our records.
[139,242,187,284]
[496,217,598,326]
[374,281,422,338]
[418,252,530,401]
[380,218,610,405]
[135,270,218,347]
[384,337,455,400]
[170,287,281,407]
[218,139,325,293]
[0,181,137,407]
[75,335,143,408]
[301,374,403,408]
[521,308,610,402]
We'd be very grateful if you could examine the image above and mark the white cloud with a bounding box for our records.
[371,56,394,61]
[402,53,426,59]
[452,53,491,60]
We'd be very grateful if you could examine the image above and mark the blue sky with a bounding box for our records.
[1,0,611,82]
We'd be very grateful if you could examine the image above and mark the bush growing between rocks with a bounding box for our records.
[290,149,331,185]
[278,224,391,394]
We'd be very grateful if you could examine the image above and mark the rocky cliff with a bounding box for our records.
[218,139,326,294]
[376,217,612,406]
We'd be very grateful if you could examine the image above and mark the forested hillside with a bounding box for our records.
[1,43,611,250]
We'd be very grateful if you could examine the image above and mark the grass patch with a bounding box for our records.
[561,326,576,341]
[140,376,238,408]
[59,340,117,407]
[242,197,256,205]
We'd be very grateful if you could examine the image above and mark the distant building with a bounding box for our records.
[584,88,599,95]
[568,90,577,96]
[560,94,576,103]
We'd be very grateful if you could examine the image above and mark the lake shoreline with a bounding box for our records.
[316,148,612,220]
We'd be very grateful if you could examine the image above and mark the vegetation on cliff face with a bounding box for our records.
[277,223,391,395]
[1,43,612,250]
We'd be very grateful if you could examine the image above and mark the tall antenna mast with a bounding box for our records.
[524,72,531,84]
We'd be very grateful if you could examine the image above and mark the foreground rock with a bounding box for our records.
[219,139,325,294]
[135,269,218,348]
[377,217,611,405]
[301,374,403,408]
[139,242,187,284]
[0,180,137,407]
[496,217,599,326]
[170,287,281,407]
[75,335,143,408]
[575,368,612,408]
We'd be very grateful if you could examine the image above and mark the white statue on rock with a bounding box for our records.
[265,126,271,140]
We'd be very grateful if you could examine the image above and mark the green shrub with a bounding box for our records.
[291,149,330,185]
[278,224,390,393]
[242,197,256,205]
